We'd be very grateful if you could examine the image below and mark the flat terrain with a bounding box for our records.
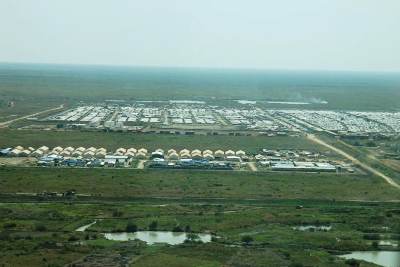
[0,129,326,153]
[0,167,398,201]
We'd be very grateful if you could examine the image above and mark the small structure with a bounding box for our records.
[138,148,148,155]
[127,148,137,154]
[38,146,49,153]
[20,150,31,157]
[116,147,127,154]
[203,154,215,160]
[180,152,191,159]
[236,150,246,157]
[31,150,44,157]
[72,151,83,157]
[9,149,21,157]
[64,146,75,152]
[180,149,190,156]
[167,149,177,155]
[60,150,71,157]
[15,146,24,151]
[168,152,179,160]
[53,146,63,153]
[75,147,86,152]
[225,150,235,157]
[214,150,225,158]
[203,150,213,156]
[83,151,95,158]
[95,151,106,158]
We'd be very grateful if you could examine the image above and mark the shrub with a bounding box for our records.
[35,224,47,232]
[149,221,158,231]
[126,222,138,233]
[241,235,254,245]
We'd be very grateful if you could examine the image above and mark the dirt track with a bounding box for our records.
[307,134,400,190]
[0,105,64,128]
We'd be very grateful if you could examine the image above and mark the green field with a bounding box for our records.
[0,129,327,153]
[0,167,398,201]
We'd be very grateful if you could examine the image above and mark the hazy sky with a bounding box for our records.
[1,0,399,71]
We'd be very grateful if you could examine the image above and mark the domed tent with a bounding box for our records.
[10,149,21,157]
[116,148,127,154]
[155,148,164,155]
[72,151,83,157]
[31,150,44,157]
[214,150,225,158]
[127,148,137,154]
[83,151,95,158]
[225,150,235,157]
[192,152,203,160]
[75,147,86,152]
[95,151,106,158]
[167,149,177,155]
[60,150,71,157]
[180,149,190,156]
[64,146,74,152]
[191,149,202,156]
[168,152,179,160]
[138,148,148,155]
[180,152,191,159]
[38,146,49,153]
[236,150,246,157]
[53,146,63,152]
[203,150,213,156]
[203,153,215,160]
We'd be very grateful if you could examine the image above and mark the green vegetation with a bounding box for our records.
[1,201,395,266]
[0,129,327,153]
[0,167,398,201]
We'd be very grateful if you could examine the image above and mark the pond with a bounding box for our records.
[103,231,212,245]
[339,251,400,267]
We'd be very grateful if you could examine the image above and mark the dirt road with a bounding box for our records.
[0,105,64,128]
[307,134,400,190]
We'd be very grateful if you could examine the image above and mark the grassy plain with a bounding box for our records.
[0,167,398,201]
[0,129,328,153]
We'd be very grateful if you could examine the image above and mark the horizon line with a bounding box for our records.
[0,61,400,74]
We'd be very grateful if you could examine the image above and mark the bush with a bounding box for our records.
[149,221,158,231]
[35,224,47,232]
[172,225,183,232]
[345,258,360,267]
[241,235,254,245]
[112,210,123,217]
[126,222,138,233]
[3,222,16,229]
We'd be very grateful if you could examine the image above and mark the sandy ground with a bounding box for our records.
[0,157,37,167]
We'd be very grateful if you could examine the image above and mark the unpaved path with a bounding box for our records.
[307,134,400,190]
[0,104,64,128]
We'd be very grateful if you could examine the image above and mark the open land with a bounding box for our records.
[0,64,399,266]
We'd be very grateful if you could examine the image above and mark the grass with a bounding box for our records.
[0,167,398,201]
[0,129,328,153]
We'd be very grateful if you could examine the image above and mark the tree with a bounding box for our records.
[149,220,158,231]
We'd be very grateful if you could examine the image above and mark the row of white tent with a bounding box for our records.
[7,146,246,159]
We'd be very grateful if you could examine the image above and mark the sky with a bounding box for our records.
[0,0,399,72]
